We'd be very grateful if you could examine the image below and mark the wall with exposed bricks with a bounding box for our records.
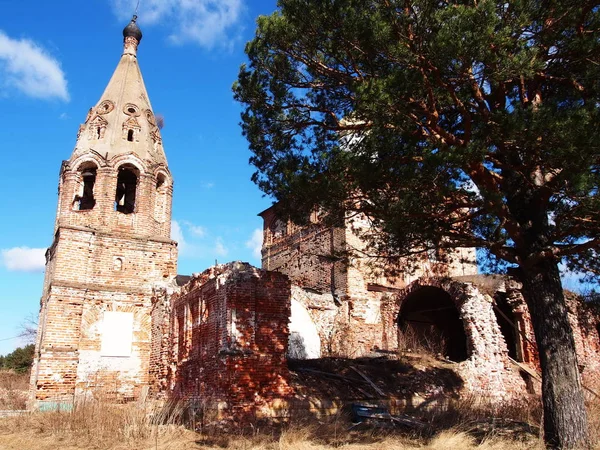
[30,145,177,408]
[167,263,293,419]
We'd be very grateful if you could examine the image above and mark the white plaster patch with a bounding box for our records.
[100,311,133,357]
[364,298,381,324]
[289,300,321,359]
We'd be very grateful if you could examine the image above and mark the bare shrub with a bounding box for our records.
[397,326,447,357]
[0,371,29,410]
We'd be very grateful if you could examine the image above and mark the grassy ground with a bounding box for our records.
[1,370,598,449]
[0,395,563,450]
[0,411,545,450]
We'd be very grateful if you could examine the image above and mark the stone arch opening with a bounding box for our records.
[398,286,468,362]
[73,162,98,211]
[115,165,138,214]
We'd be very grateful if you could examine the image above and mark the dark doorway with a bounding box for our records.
[398,286,468,362]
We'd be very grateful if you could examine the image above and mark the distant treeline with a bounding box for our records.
[0,344,34,373]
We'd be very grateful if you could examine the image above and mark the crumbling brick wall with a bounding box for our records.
[261,207,479,359]
[565,293,600,393]
[168,263,293,419]
[149,286,172,395]
[260,207,347,296]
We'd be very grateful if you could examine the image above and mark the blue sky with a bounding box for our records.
[0,0,279,355]
[0,0,593,356]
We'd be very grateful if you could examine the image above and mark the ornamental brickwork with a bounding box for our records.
[29,22,178,409]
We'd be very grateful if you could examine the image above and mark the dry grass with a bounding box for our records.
[0,395,597,449]
[0,370,29,410]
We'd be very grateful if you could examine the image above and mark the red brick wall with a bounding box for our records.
[566,294,600,393]
[168,263,293,418]
[30,153,177,408]
[261,208,347,296]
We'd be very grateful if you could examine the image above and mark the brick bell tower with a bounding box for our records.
[30,16,178,408]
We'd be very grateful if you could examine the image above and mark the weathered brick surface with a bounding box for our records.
[29,33,178,408]
[261,207,479,358]
[565,294,600,393]
[260,208,347,295]
[167,263,293,419]
[260,206,600,401]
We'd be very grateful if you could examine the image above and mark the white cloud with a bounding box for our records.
[246,228,263,260]
[214,238,228,257]
[0,31,69,101]
[1,247,46,272]
[109,0,244,49]
[182,220,206,238]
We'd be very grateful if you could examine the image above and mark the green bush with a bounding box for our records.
[1,344,34,373]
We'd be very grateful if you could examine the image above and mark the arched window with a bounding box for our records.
[154,173,168,223]
[122,117,141,142]
[88,116,108,140]
[73,164,97,211]
[115,165,138,214]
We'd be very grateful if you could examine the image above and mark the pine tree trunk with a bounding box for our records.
[520,258,590,449]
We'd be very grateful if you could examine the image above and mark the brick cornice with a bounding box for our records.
[57,224,177,245]
[49,280,151,295]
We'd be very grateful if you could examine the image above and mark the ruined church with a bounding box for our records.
[29,17,600,416]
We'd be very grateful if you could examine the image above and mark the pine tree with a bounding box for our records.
[234,1,599,448]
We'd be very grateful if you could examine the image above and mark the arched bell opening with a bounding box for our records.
[115,164,139,214]
[398,286,468,362]
[153,172,170,223]
[73,162,98,211]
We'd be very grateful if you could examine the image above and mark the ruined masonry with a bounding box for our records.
[30,17,600,416]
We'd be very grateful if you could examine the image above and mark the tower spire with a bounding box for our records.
[70,14,166,166]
